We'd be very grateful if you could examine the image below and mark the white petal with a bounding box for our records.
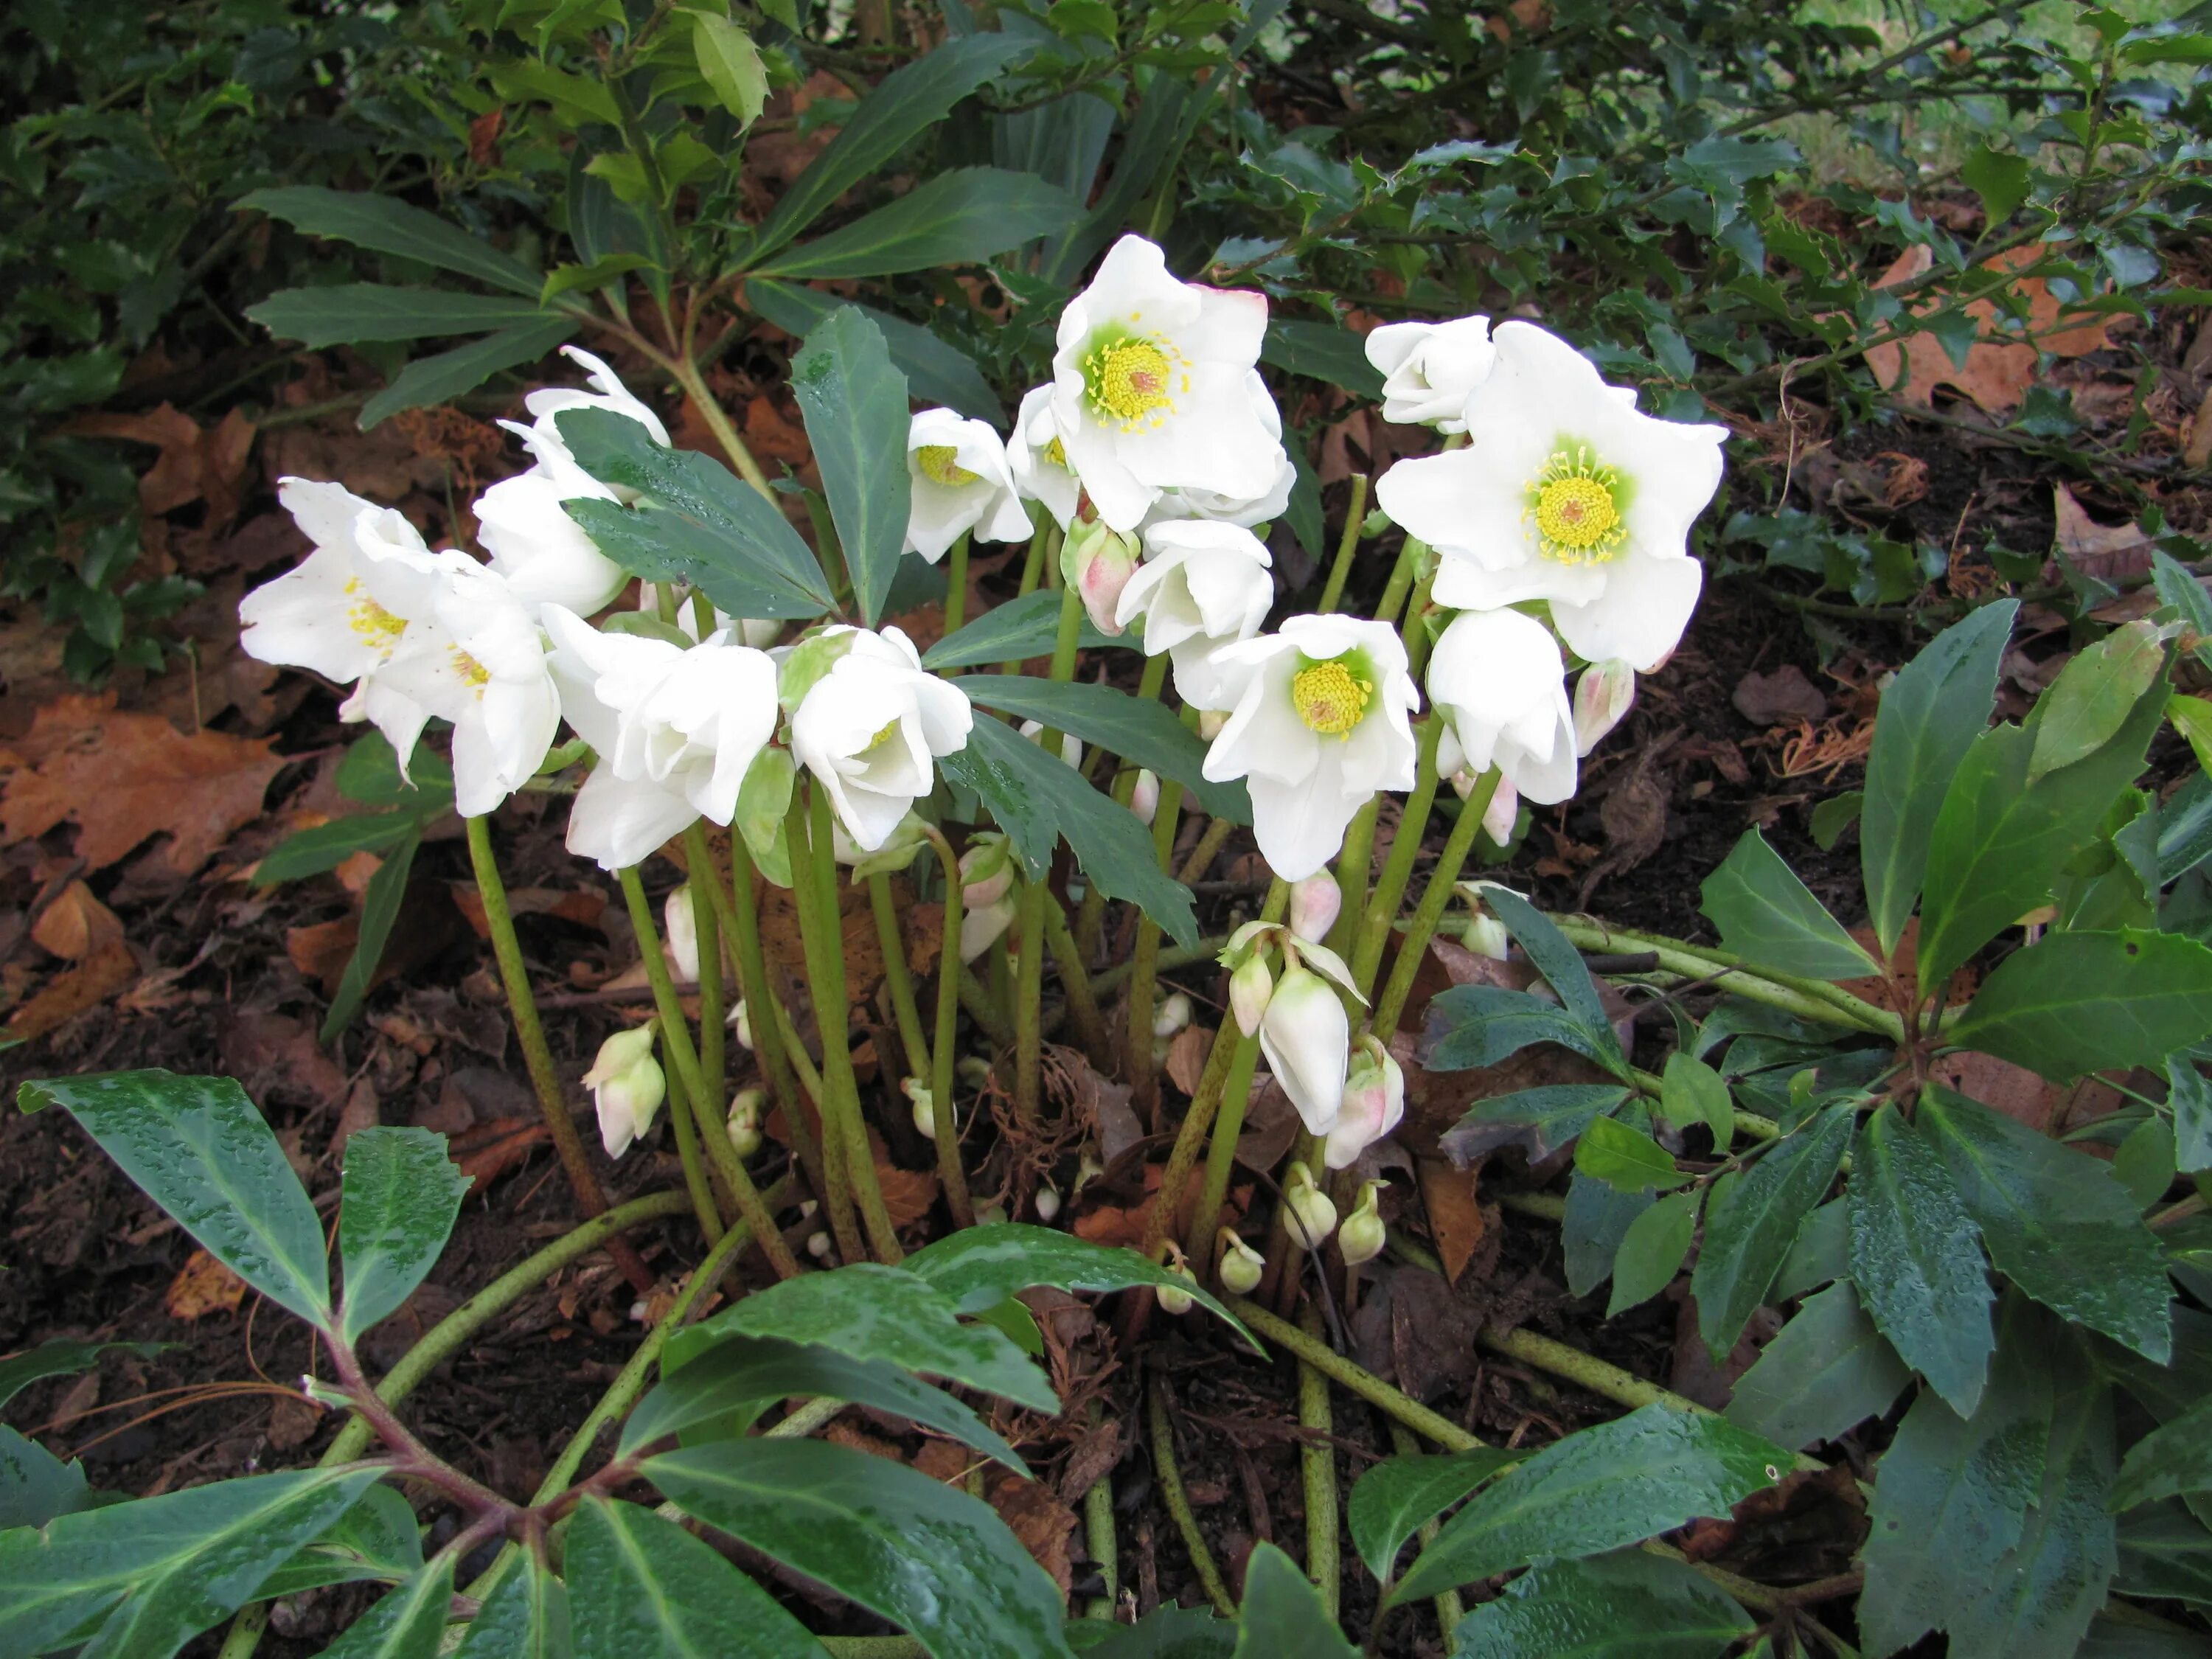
[1551,548,1705,672]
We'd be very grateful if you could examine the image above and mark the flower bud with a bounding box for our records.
[664,885,700,983]
[1339,1181,1387,1266]
[1034,1184,1062,1222]
[1462,910,1510,961]
[584,1024,664,1158]
[1283,1161,1337,1247]
[1483,778,1519,846]
[1217,1229,1265,1295]
[1155,1243,1197,1315]
[959,835,1018,908]
[807,1230,833,1259]
[1018,718,1084,770]
[1573,659,1637,756]
[1153,990,1194,1040]
[1325,1037,1405,1170]
[961,893,1020,963]
[1130,768,1161,826]
[726,1088,765,1159]
[726,998,754,1051]
[1060,518,1141,636]
[902,1077,936,1141]
[839,811,929,878]
[1230,954,1274,1037]
[1259,967,1351,1135]
[1196,708,1229,741]
[1288,872,1341,944]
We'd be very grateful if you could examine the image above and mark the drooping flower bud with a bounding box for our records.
[1153,991,1194,1040]
[1018,717,1085,770]
[1326,1037,1405,1170]
[1130,768,1161,826]
[1230,954,1275,1038]
[959,835,1018,909]
[1573,659,1637,756]
[1035,1184,1062,1222]
[1464,909,1510,960]
[664,885,700,983]
[1217,1229,1265,1295]
[1338,1180,1387,1266]
[726,1088,765,1158]
[902,1077,936,1141]
[807,1231,833,1259]
[1060,517,1141,636]
[726,998,754,1051]
[584,1024,664,1159]
[1283,1160,1338,1247]
[1483,777,1519,846]
[961,893,1020,963]
[1288,872,1341,945]
[1259,967,1351,1134]
[1155,1243,1197,1315]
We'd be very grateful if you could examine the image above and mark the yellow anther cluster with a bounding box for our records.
[343,578,407,648]
[1526,446,1627,565]
[452,649,491,691]
[1082,335,1181,430]
[1292,659,1371,737]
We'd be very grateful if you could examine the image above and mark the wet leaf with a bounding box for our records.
[1443,1548,1757,1658]
[567,1497,824,1659]
[1346,1447,1520,1581]
[338,1127,468,1344]
[1725,1281,1912,1451]
[1231,1543,1356,1658]
[1691,1106,1853,1357]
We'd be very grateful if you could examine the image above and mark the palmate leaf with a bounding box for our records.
[1724,1281,1913,1451]
[1699,827,1878,980]
[900,1222,1251,1340]
[1690,1105,1854,1356]
[1346,1447,1520,1581]
[252,1484,424,1599]
[1949,928,2212,1081]
[314,1557,456,1659]
[452,1554,570,1659]
[237,186,544,297]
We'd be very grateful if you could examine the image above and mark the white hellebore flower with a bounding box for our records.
[1116,520,1275,710]
[1200,614,1420,880]
[517,345,671,480]
[1259,965,1350,1138]
[1427,608,1578,807]
[904,408,1032,562]
[585,1024,664,1158]
[1050,233,1278,531]
[1364,316,1497,430]
[1136,371,1295,531]
[1007,385,1082,529]
[1375,320,1728,672]
[788,626,973,852]
[543,608,779,869]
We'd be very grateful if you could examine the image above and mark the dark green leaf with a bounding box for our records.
[2112,1394,2212,1512]
[1443,1548,1758,1658]
[955,676,1239,822]
[746,34,1035,263]
[254,1484,424,1599]
[1346,1448,1520,1582]
[1861,599,2017,956]
[1419,987,1623,1074]
[1232,1543,1356,1658]
[1848,1104,1994,1416]
[1562,1171,1654,1298]
[692,12,768,125]
[2171,1058,2212,1175]
[620,1332,1026,1473]
[921,591,1121,670]
[1809,790,1863,852]
[254,810,425,886]
[1951,929,2212,1081]
[1961,145,2032,227]
[1920,1087,2173,1362]
[1391,1405,1788,1605]
[2117,1500,2212,1607]
[1691,1106,1853,1357]
[237,187,544,298]
[358,317,578,429]
[1477,887,1623,1065]
[1606,1189,1699,1315]
[338,1127,468,1345]
[0,1426,91,1532]
[1725,1281,1912,1450]
[758,169,1082,280]
[647,1439,1074,1659]
[2152,550,2212,661]
[748,282,999,421]
[321,822,421,1040]
[0,1340,170,1414]
[2114,1116,2177,1210]
[336,731,454,807]
[453,1553,570,1659]
[1859,1300,2055,1658]
[246,286,556,349]
[790,308,911,627]
[566,1497,826,1659]
[668,1262,1056,1412]
[18,1070,330,1327]
[316,1557,456,1659]
[1771,1197,1851,1302]
[1259,320,1385,400]
[2029,622,2167,783]
[0,1467,379,1659]
[1436,1084,1630,1166]
[901,1222,1251,1339]
[557,408,836,618]
[1573,1116,1689,1194]
[1065,1604,1233,1655]
[1699,827,1877,980]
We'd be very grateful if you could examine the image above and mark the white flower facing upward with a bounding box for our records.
[1375,320,1728,672]
[1007,386,1082,529]
[1116,520,1275,710]
[585,1024,664,1158]
[1365,316,1497,430]
[787,626,973,852]
[1200,614,1421,880]
[543,608,779,869]
[903,408,1032,562]
[1427,608,1578,807]
[1050,234,1279,531]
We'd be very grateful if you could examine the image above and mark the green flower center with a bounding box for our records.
[1292,656,1371,737]
[915,445,977,487]
[1526,445,1628,565]
[1082,330,1185,431]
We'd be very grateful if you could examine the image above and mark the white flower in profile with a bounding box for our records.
[1365,316,1496,430]
[1116,520,1275,710]
[1375,320,1727,672]
[584,1025,664,1158]
[474,424,629,616]
[1427,608,1578,807]
[518,345,669,487]
[1007,386,1082,530]
[787,626,973,852]
[543,608,780,869]
[1259,965,1350,1138]
[904,408,1032,562]
[1137,371,1295,531]
[1050,234,1279,531]
[1200,613,1421,880]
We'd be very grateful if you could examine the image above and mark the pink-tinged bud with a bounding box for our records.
[1573,659,1636,756]
[1288,872,1341,944]
[1230,954,1274,1037]
[664,885,700,983]
[1130,768,1161,826]
[1217,1229,1265,1294]
[584,1025,664,1159]
[1283,1160,1337,1245]
[1483,777,1518,846]
[1060,518,1141,636]
[1325,1038,1405,1169]
[959,835,1017,908]
[961,894,1020,962]
[1338,1181,1386,1266]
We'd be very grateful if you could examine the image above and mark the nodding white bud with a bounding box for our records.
[1325,1038,1405,1171]
[1573,659,1637,756]
[1230,954,1274,1037]
[664,885,700,983]
[726,998,754,1051]
[1130,768,1161,826]
[1464,911,1509,960]
[1288,872,1341,944]
[1338,1180,1387,1267]
[1018,717,1085,770]
[1156,1243,1197,1315]
[1196,708,1228,741]
[1153,990,1194,1040]
[1283,1160,1337,1247]
[1482,778,1518,846]
[1217,1229,1265,1295]
[1034,1184,1062,1222]
[902,1077,936,1141]
[960,893,1020,962]
[807,1231,832,1259]
[726,1088,765,1159]
[959,835,1018,908]
[584,1025,664,1160]
[798,1198,818,1220]
[1060,518,1141,636]
[977,1203,1008,1225]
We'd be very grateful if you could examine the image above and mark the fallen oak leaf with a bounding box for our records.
[448,1116,550,1190]
[1863,245,2114,414]
[3,938,139,1043]
[165,1248,250,1320]
[29,880,124,961]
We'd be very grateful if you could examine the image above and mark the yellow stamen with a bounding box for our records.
[1044,435,1068,470]
[1292,659,1370,737]
[1525,446,1627,565]
[1081,334,1184,431]
[915,445,976,487]
[343,578,407,650]
[452,650,491,692]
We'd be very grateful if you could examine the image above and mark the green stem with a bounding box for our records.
[869,872,933,1085]
[1548,917,1904,1040]
[1399,568,1439,678]
[681,833,726,1153]
[1349,719,1445,996]
[1075,653,1171,961]
[944,532,970,637]
[1089,934,1225,999]
[1370,535,1421,630]
[658,1044,727,1246]
[465,816,652,1292]
[1126,771,1189,1120]
[1185,1029,1262,1273]
[713,837,827,1207]
[1322,799,1379,962]
[664,351,772,497]
[920,829,974,1228]
[1043,902,1113,1071]
[1316,475,1371,613]
[1368,769,1502,1040]
[1298,1304,1339,1619]
[1147,1380,1236,1617]
[1225,1295,1489,1451]
[1014,884,1047,1128]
